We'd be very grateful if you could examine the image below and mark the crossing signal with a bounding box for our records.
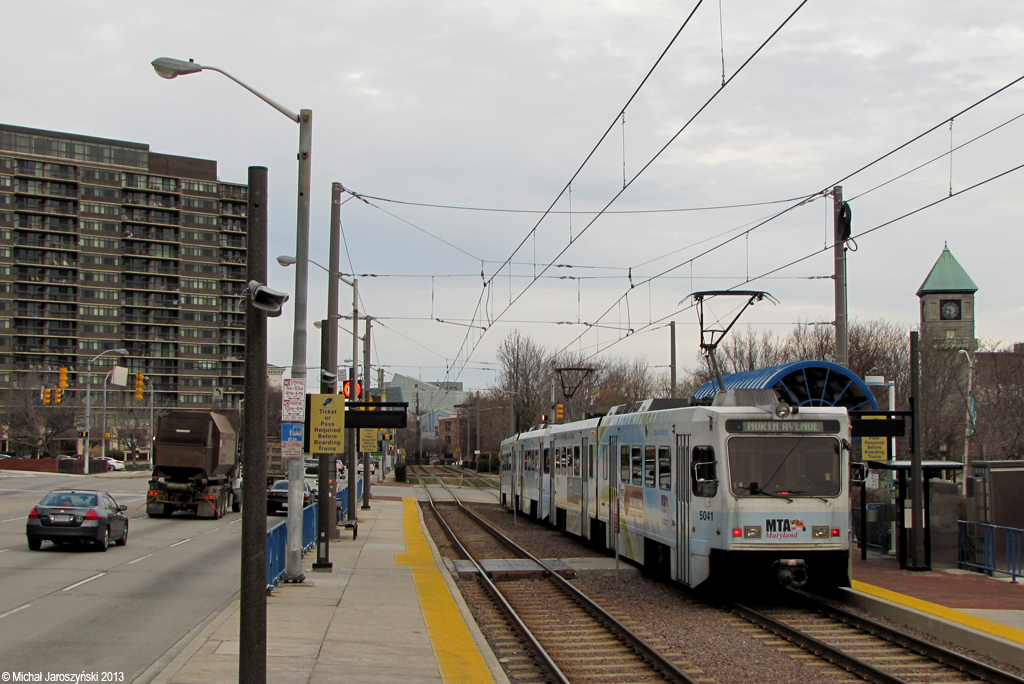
[58,367,68,389]
[135,373,145,401]
[43,388,51,404]
[54,388,63,404]
[343,380,363,399]
[555,403,564,421]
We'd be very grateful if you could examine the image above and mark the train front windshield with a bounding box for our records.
[728,437,841,498]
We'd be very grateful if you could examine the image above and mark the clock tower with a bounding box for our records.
[917,243,977,351]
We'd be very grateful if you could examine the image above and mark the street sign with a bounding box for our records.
[309,394,345,454]
[111,366,129,387]
[282,378,306,422]
[359,429,378,453]
[281,423,304,459]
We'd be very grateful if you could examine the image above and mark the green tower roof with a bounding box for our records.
[917,243,977,296]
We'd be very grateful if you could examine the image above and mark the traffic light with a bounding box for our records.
[42,388,51,404]
[555,403,564,421]
[135,373,144,401]
[342,380,363,399]
[58,367,68,389]
[54,388,63,404]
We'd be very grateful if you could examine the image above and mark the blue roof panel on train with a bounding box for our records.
[692,360,878,411]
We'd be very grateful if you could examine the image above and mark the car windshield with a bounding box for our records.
[271,481,289,491]
[728,436,841,498]
[40,492,98,507]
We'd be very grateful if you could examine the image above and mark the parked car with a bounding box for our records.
[266,479,316,515]
[25,488,128,551]
[102,457,125,471]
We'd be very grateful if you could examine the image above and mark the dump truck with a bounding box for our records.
[147,411,241,519]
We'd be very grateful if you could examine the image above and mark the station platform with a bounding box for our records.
[148,494,509,684]
[847,551,1024,669]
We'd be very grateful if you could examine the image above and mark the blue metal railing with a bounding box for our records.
[265,481,365,590]
[959,521,1024,582]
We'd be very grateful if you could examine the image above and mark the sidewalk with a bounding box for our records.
[148,493,508,684]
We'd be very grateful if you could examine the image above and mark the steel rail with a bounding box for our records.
[444,484,700,684]
[420,481,571,684]
[728,601,907,684]
[799,593,1024,684]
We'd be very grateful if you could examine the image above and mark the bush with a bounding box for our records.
[394,462,407,483]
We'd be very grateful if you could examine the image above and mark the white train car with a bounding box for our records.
[500,390,852,589]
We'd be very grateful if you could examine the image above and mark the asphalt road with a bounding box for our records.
[0,469,296,681]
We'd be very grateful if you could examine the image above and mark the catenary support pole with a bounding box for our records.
[285,109,313,582]
[362,317,371,509]
[670,321,677,399]
[313,321,332,570]
[833,186,849,368]
[909,330,926,570]
[324,182,343,541]
[240,166,269,684]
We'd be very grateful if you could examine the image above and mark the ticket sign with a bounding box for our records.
[861,436,889,461]
[359,428,378,453]
[309,394,345,454]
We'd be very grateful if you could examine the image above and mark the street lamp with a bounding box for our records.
[84,348,127,475]
[154,56,313,582]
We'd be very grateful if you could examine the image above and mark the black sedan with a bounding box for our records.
[26,489,128,551]
[266,479,316,515]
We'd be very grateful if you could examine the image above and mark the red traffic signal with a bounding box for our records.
[342,380,363,399]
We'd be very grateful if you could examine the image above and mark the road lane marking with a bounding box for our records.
[170,538,192,547]
[228,519,242,525]
[0,549,9,553]
[127,553,153,565]
[1,516,26,523]
[203,528,220,534]
[0,604,30,619]
[62,573,106,591]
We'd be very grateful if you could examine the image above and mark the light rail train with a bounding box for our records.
[499,389,853,589]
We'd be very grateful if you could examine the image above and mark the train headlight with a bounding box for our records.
[774,403,791,418]
[813,525,829,539]
[743,525,761,539]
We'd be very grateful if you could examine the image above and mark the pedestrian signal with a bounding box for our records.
[343,380,363,399]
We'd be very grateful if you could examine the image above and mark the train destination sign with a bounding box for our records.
[726,420,840,434]
[309,394,345,454]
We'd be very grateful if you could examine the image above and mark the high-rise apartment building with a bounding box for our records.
[0,124,247,409]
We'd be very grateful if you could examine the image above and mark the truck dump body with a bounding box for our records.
[154,411,237,482]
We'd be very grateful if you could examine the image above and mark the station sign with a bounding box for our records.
[358,428,378,453]
[309,394,345,454]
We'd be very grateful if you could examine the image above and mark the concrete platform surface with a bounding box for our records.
[146,496,509,684]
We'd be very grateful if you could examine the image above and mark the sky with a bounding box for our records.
[4,0,1024,392]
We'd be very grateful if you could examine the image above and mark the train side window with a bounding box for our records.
[543,448,550,474]
[644,446,656,488]
[573,446,580,476]
[620,445,630,483]
[557,447,564,475]
[589,444,595,479]
[658,446,671,491]
[631,446,642,486]
[691,446,718,497]
[599,444,607,480]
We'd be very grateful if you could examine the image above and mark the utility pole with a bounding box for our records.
[669,321,677,399]
[833,186,849,368]
[415,391,422,465]
[347,282,358,522]
[240,166,269,684]
[362,317,371,510]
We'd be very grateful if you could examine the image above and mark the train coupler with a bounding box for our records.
[773,558,808,588]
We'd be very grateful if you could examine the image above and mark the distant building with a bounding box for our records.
[385,373,467,434]
[0,124,248,408]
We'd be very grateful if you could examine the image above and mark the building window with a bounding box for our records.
[181,179,218,194]
[81,220,119,234]
[181,278,218,291]
[80,202,121,217]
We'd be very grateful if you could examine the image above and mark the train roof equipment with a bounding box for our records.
[690,290,777,394]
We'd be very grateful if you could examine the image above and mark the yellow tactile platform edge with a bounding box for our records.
[853,579,1024,645]
[396,498,496,684]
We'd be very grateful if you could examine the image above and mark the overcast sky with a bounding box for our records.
[5,0,1024,391]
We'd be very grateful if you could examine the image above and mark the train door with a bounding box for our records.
[675,433,691,585]
[606,435,617,549]
[581,437,590,537]
[544,445,553,523]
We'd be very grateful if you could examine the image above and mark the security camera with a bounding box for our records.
[321,370,338,387]
[247,280,289,316]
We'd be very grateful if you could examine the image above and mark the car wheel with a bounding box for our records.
[96,527,109,552]
[115,521,128,546]
[27,538,41,551]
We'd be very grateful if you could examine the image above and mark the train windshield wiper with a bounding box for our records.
[782,490,830,503]
[738,483,793,503]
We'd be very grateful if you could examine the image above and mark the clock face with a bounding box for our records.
[940,299,962,321]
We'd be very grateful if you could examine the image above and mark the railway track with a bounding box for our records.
[729,592,1024,684]
[422,481,705,684]
[411,464,497,491]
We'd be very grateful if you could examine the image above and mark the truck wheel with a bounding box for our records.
[231,493,241,513]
